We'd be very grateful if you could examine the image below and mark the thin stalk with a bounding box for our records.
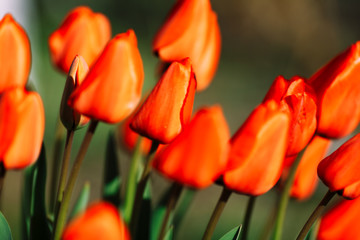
[49,117,66,213]
[296,190,335,240]
[273,149,305,240]
[0,162,6,199]
[158,183,183,240]
[129,141,159,233]
[53,130,74,219]
[202,187,232,240]
[241,196,257,240]
[53,120,99,240]
[123,138,143,223]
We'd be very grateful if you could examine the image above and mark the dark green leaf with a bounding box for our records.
[173,188,195,236]
[102,132,121,207]
[70,182,90,219]
[164,225,173,240]
[0,212,12,240]
[22,165,36,240]
[218,225,242,240]
[135,181,151,240]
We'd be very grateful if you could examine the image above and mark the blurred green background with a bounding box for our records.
[1,0,359,239]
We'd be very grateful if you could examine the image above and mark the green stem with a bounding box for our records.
[129,141,159,234]
[158,183,183,240]
[202,187,232,240]
[296,190,335,240]
[123,138,143,223]
[273,149,305,240]
[241,196,257,240]
[53,120,99,240]
[53,130,74,219]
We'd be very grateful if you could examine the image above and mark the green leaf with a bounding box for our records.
[102,132,121,207]
[135,181,151,240]
[29,144,52,240]
[173,188,195,236]
[164,225,173,240]
[218,225,242,240]
[0,212,12,240]
[70,182,90,219]
[22,165,35,240]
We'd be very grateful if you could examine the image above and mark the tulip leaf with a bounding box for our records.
[0,212,12,240]
[29,144,52,240]
[22,165,36,240]
[70,182,90,219]
[173,188,195,236]
[218,225,242,240]
[135,181,151,240]
[164,225,173,240]
[102,132,121,207]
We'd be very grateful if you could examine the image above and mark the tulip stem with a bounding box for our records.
[202,187,232,240]
[129,140,159,235]
[273,149,305,240]
[53,120,99,240]
[53,129,74,220]
[241,196,257,240]
[49,117,66,214]
[158,182,183,240]
[296,190,335,240]
[0,162,6,199]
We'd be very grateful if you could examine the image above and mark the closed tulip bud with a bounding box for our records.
[49,6,111,73]
[0,88,44,169]
[130,58,196,144]
[152,105,230,188]
[0,14,31,92]
[317,198,360,240]
[224,100,290,196]
[69,30,144,124]
[60,55,89,131]
[62,202,130,240]
[318,133,360,199]
[264,76,317,156]
[309,41,360,138]
[153,0,221,91]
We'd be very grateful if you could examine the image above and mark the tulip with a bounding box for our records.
[317,198,360,240]
[308,41,360,138]
[49,6,111,73]
[62,202,130,240]
[223,100,290,196]
[153,0,221,91]
[68,30,144,124]
[318,133,360,199]
[0,14,31,92]
[0,88,44,169]
[264,75,317,156]
[130,58,196,144]
[60,55,89,131]
[152,105,230,188]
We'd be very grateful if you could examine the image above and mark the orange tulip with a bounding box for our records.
[0,14,31,92]
[130,58,196,144]
[62,202,130,240]
[309,41,360,138]
[223,100,290,196]
[318,133,360,199]
[153,0,221,91]
[152,105,230,188]
[264,75,317,156]
[0,88,44,169]
[60,55,89,130]
[68,30,144,124]
[49,6,111,73]
[286,136,331,200]
[317,198,360,240]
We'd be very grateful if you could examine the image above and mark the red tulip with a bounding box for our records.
[130,58,196,144]
[264,75,317,156]
[60,55,89,130]
[152,105,230,188]
[318,133,360,199]
[68,30,144,124]
[0,88,44,169]
[62,202,130,240]
[223,100,290,196]
[309,41,360,138]
[317,198,360,240]
[153,0,221,91]
[49,6,111,73]
[0,14,31,92]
